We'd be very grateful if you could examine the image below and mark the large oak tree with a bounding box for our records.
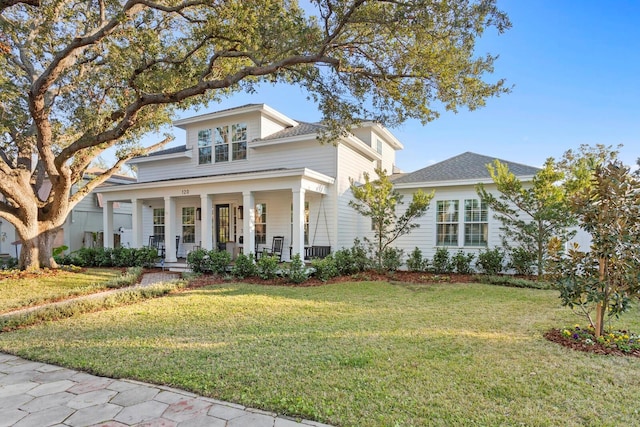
[0,0,510,269]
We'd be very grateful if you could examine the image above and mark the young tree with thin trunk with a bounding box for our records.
[349,168,433,270]
[476,158,576,277]
[0,0,510,269]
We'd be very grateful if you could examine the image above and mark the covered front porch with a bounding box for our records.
[97,168,335,263]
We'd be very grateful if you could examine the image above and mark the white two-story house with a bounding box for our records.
[97,103,403,262]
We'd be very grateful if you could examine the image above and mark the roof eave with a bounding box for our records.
[173,104,298,129]
[129,149,192,164]
[393,175,536,189]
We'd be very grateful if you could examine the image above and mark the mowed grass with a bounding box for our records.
[0,268,125,313]
[1,281,639,426]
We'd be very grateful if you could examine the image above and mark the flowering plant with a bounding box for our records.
[562,325,640,353]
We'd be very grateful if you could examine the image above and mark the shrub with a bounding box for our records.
[287,253,308,283]
[231,253,257,279]
[333,240,368,276]
[209,250,231,275]
[312,255,339,282]
[432,247,452,274]
[0,256,18,270]
[381,247,404,272]
[186,248,210,273]
[406,247,428,272]
[56,247,159,268]
[508,246,537,276]
[257,255,279,280]
[451,250,475,274]
[476,248,504,275]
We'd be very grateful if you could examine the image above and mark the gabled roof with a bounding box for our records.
[257,121,325,141]
[393,152,540,185]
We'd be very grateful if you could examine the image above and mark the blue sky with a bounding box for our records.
[164,0,639,172]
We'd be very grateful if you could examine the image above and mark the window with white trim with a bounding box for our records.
[436,200,459,246]
[182,207,195,244]
[197,123,248,164]
[232,123,247,160]
[464,199,488,246]
[255,203,267,245]
[376,138,383,154]
[153,208,165,241]
[198,129,212,164]
[214,126,229,163]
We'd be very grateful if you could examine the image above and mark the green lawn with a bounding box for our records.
[0,281,639,426]
[0,268,125,313]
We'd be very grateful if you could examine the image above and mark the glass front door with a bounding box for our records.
[216,204,230,250]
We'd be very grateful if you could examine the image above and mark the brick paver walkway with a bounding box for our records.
[0,353,331,427]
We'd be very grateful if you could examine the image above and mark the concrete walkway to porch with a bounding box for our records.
[0,272,333,427]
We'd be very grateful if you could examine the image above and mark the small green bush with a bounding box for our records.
[508,246,537,276]
[209,250,232,275]
[287,253,308,284]
[56,247,158,268]
[381,247,404,272]
[257,255,279,280]
[476,248,505,275]
[186,248,210,273]
[334,239,370,275]
[432,247,452,274]
[0,256,18,270]
[231,253,257,279]
[406,247,428,272]
[451,250,475,274]
[312,254,339,282]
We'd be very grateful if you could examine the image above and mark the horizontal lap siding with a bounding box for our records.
[138,115,336,183]
[394,185,506,261]
[335,144,377,250]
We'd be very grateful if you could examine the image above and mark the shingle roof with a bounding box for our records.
[393,152,540,184]
[257,121,325,141]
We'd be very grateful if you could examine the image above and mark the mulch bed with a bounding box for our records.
[544,328,640,358]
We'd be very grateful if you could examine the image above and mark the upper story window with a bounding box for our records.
[198,123,247,165]
[198,129,212,164]
[232,123,247,160]
[376,138,383,155]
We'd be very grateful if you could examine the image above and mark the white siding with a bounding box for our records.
[260,115,288,138]
[395,185,505,264]
[138,139,337,183]
[334,143,378,250]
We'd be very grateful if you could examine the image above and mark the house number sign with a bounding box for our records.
[181,189,190,195]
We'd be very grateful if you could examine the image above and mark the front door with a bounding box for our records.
[215,204,230,251]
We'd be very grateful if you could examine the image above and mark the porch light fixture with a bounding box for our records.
[196,208,201,221]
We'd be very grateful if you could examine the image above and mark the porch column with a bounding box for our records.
[131,198,143,248]
[243,191,255,257]
[200,194,213,250]
[164,196,177,262]
[292,188,306,259]
[103,200,114,248]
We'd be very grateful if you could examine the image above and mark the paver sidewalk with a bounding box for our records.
[0,352,332,427]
